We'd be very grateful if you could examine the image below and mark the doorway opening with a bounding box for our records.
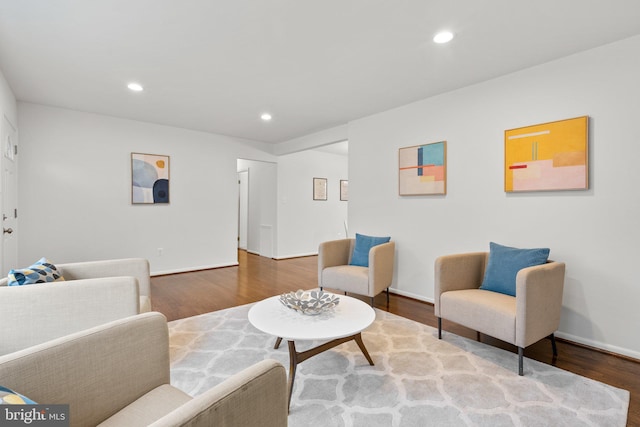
[236,159,277,260]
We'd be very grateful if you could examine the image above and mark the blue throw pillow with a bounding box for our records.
[7,258,65,286]
[349,233,391,267]
[480,242,550,296]
[0,385,37,404]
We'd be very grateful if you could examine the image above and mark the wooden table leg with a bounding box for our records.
[274,337,282,349]
[287,340,298,412]
[354,333,374,365]
[284,333,374,412]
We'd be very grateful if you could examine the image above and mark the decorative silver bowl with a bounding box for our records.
[279,290,340,315]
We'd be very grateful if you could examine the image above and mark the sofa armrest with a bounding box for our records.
[0,277,140,355]
[59,258,151,299]
[150,359,288,427]
[434,252,488,316]
[0,312,169,427]
[318,239,353,285]
[515,261,566,348]
[369,241,395,296]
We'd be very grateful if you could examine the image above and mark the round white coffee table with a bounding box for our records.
[248,292,375,411]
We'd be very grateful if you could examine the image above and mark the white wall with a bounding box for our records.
[277,149,348,258]
[17,103,277,275]
[237,159,277,257]
[0,69,17,126]
[348,35,640,359]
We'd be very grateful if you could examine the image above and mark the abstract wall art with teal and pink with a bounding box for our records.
[399,141,447,195]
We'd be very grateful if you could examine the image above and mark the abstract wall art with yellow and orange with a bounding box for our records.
[504,116,588,192]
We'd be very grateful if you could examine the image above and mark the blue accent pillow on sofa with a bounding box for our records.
[0,385,37,404]
[480,242,550,296]
[7,258,65,286]
[350,233,391,267]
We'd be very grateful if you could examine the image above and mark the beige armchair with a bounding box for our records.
[0,312,288,427]
[434,252,565,375]
[318,238,395,306]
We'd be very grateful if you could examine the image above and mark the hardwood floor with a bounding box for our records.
[151,250,639,426]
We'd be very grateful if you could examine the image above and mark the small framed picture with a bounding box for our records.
[313,178,327,201]
[340,180,348,201]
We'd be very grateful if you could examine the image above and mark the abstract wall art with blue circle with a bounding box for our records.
[131,152,170,204]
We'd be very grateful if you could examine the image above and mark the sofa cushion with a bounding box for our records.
[97,384,191,427]
[480,242,549,296]
[7,258,65,286]
[350,233,390,267]
[0,385,37,404]
[322,265,369,295]
[440,289,517,344]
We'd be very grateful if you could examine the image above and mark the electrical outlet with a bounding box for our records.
[157,248,163,256]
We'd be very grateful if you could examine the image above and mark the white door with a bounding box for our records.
[1,115,18,275]
[238,170,249,250]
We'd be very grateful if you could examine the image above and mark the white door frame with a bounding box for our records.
[1,115,18,275]
[238,169,249,250]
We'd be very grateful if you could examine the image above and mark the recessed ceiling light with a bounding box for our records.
[433,31,454,44]
[261,113,272,121]
[127,82,144,92]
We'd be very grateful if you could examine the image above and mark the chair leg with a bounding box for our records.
[386,287,390,306]
[476,331,481,342]
[319,286,323,291]
[437,317,442,339]
[549,333,558,357]
[518,347,524,376]
[370,296,374,307]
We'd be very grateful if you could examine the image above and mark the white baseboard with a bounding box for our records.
[274,252,318,260]
[388,287,434,304]
[151,262,238,277]
[555,331,640,361]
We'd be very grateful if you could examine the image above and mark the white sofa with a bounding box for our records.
[0,312,289,427]
[53,258,151,312]
[0,257,151,311]
[0,258,151,355]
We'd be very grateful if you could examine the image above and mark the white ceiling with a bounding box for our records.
[1,1,640,145]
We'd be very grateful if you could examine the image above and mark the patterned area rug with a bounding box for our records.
[168,304,629,426]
